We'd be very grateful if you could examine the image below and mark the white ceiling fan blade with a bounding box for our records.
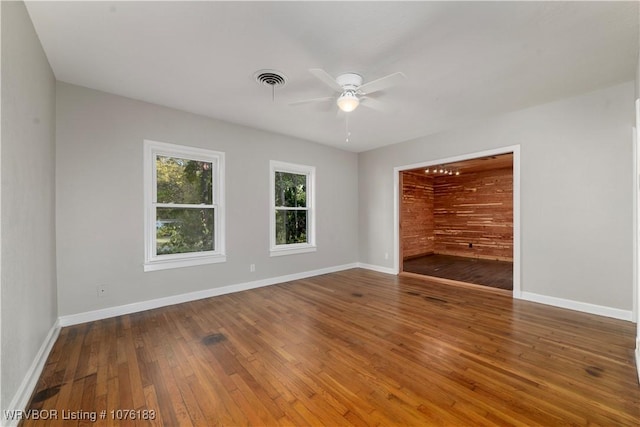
[289,96,335,106]
[309,68,343,92]
[357,72,406,95]
[360,96,392,113]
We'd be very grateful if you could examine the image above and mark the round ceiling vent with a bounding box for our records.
[254,69,287,87]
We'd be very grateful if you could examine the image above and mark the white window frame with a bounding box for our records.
[144,140,226,272]
[270,160,316,257]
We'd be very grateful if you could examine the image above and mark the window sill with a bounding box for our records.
[270,245,317,257]
[144,254,226,272]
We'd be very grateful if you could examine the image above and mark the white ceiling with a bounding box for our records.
[25,1,639,153]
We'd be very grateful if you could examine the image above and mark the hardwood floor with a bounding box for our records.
[22,269,639,426]
[403,254,513,290]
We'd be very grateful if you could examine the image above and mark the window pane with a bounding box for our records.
[157,155,213,204]
[275,209,308,244]
[275,172,306,208]
[156,207,214,255]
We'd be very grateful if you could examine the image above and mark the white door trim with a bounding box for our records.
[634,98,640,383]
[633,123,638,323]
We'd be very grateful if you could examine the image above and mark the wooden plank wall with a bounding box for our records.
[401,172,434,258]
[433,167,513,261]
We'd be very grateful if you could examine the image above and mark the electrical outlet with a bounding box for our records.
[384,252,389,260]
[97,285,107,298]
[250,264,255,273]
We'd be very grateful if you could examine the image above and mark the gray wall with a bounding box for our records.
[55,82,358,316]
[359,82,634,311]
[1,0,57,412]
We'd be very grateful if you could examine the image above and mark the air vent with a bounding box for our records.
[254,70,287,87]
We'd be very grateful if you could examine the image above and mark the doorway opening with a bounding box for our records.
[395,147,520,295]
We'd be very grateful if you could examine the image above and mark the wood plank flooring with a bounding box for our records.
[22,269,639,426]
[403,254,513,290]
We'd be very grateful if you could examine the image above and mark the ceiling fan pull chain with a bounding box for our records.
[345,115,351,143]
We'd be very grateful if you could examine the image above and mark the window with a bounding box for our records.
[270,161,316,256]
[144,140,225,271]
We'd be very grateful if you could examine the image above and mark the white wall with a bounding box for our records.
[1,0,57,413]
[55,82,358,317]
[359,82,634,312]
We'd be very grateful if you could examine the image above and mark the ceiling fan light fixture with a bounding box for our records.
[337,91,359,112]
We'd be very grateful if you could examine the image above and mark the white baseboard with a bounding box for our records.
[59,263,358,327]
[4,320,60,427]
[356,262,396,275]
[520,291,633,321]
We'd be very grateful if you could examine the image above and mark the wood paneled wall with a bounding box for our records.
[433,167,513,261]
[401,172,434,258]
[401,165,513,262]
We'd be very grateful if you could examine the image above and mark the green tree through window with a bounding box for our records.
[275,171,307,244]
[270,160,315,256]
[156,156,214,255]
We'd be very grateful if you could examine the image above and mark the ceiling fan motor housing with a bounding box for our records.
[336,73,363,91]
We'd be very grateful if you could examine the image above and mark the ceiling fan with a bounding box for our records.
[291,69,406,113]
